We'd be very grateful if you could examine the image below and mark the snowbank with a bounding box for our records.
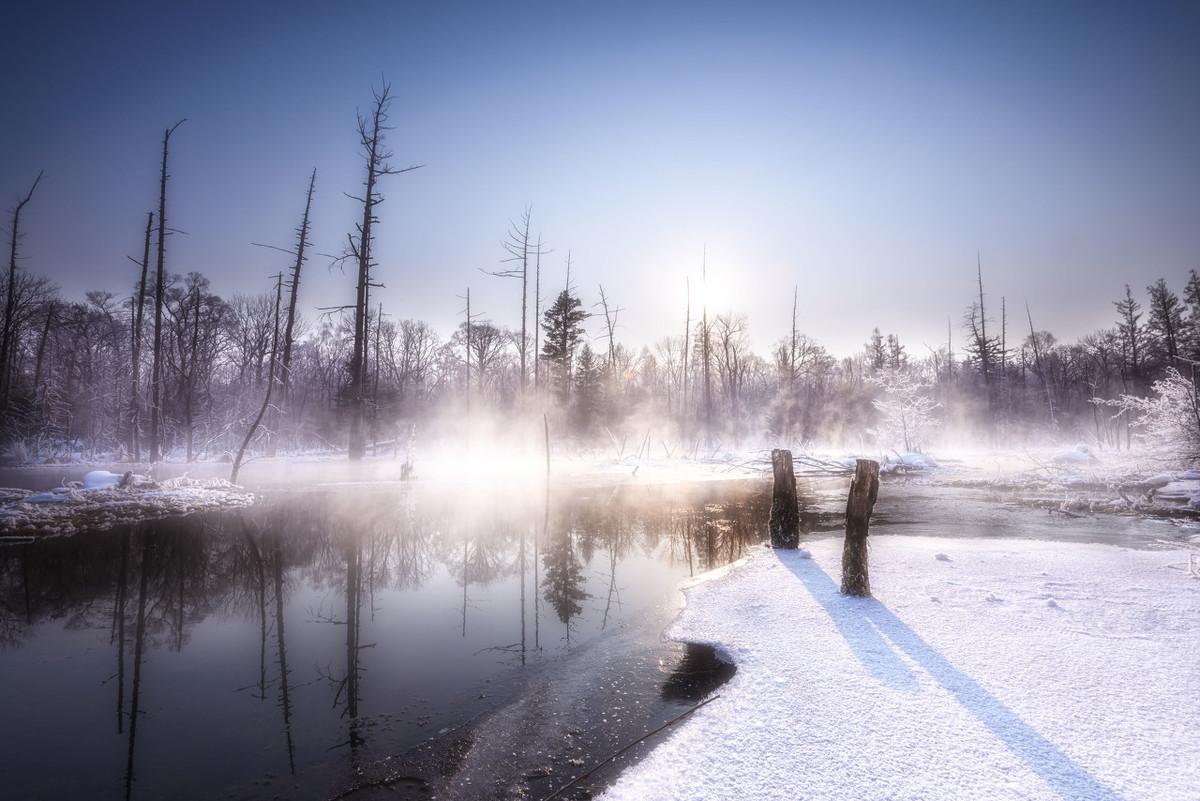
[602,538,1200,801]
[0,475,255,536]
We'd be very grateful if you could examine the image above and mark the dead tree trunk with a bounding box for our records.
[32,300,54,403]
[681,276,690,434]
[184,283,201,462]
[271,168,316,457]
[1,170,44,411]
[129,211,153,461]
[702,250,713,448]
[768,448,799,548]
[231,274,282,484]
[347,83,421,460]
[149,121,185,462]
[841,459,879,597]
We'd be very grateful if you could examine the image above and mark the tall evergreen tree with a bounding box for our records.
[571,343,604,435]
[1113,284,1145,385]
[1183,270,1200,362]
[1146,278,1183,366]
[539,289,588,404]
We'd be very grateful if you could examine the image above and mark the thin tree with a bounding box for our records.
[184,280,202,462]
[279,170,316,409]
[149,120,185,462]
[1025,301,1055,426]
[345,83,421,460]
[486,206,547,398]
[681,276,690,427]
[789,285,799,384]
[32,300,54,405]
[533,233,547,394]
[1113,283,1144,389]
[128,211,153,460]
[597,284,622,376]
[1,170,44,410]
[231,273,283,484]
[975,252,992,400]
[701,247,713,447]
[463,288,472,416]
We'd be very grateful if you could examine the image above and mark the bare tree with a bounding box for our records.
[533,233,546,394]
[1,170,44,411]
[231,273,282,483]
[256,169,317,456]
[280,170,316,405]
[149,120,185,462]
[1025,302,1056,427]
[701,248,713,446]
[487,207,549,398]
[681,276,690,428]
[128,212,153,460]
[597,284,622,378]
[344,83,421,460]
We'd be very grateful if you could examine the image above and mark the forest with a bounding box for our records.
[2,87,1197,467]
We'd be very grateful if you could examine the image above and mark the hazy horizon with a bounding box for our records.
[3,0,1197,357]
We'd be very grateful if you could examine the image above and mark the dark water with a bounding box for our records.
[0,479,773,801]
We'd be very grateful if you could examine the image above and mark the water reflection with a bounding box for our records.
[0,480,769,801]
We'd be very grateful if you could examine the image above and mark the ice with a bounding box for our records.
[601,538,1200,801]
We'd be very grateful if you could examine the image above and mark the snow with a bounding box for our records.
[81,469,142,488]
[601,538,1200,801]
[884,451,939,472]
[0,476,255,536]
[1051,444,1097,465]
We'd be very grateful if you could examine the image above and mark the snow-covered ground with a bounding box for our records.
[0,471,255,536]
[602,538,1200,801]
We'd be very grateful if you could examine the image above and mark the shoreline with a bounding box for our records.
[601,537,1200,801]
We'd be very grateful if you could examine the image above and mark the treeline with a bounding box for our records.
[2,88,1197,462]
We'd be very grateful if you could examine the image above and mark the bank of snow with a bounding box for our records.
[1,471,255,536]
[602,538,1200,801]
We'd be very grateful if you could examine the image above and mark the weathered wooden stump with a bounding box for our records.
[768,448,800,548]
[841,459,879,597]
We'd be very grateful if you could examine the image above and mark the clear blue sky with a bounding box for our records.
[2,0,1197,355]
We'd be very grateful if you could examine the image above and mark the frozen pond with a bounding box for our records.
[0,473,1189,801]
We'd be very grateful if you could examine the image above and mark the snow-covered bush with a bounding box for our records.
[869,366,941,452]
[1094,368,1199,467]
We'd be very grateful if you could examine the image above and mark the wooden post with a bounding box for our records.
[841,459,880,597]
[768,448,799,548]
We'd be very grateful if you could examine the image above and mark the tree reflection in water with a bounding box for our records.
[0,479,771,801]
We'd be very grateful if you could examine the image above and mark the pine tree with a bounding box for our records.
[867,328,885,371]
[1113,284,1145,385]
[1184,270,1200,362]
[571,343,604,435]
[539,289,588,404]
[886,333,906,370]
[1145,278,1183,366]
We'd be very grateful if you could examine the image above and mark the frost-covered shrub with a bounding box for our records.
[869,366,941,452]
[1095,368,1199,466]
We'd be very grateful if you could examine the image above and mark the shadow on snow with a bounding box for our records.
[776,551,1124,801]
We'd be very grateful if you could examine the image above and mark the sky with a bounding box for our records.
[2,0,1198,357]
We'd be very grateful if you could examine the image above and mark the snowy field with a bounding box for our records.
[602,538,1200,801]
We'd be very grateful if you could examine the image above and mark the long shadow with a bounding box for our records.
[778,551,1124,801]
